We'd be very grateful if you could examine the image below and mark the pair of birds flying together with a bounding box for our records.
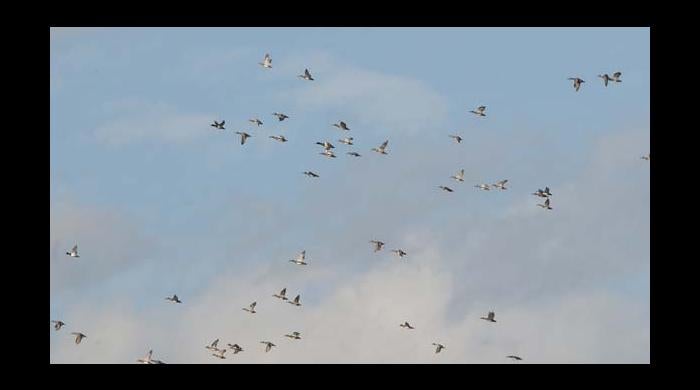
[369,240,407,258]
[272,289,303,306]
[532,187,553,210]
[258,53,314,81]
[568,71,622,91]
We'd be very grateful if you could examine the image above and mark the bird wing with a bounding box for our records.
[280,288,286,296]
[71,245,78,253]
[250,302,257,310]
[305,69,311,77]
[613,71,622,78]
[380,140,388,149]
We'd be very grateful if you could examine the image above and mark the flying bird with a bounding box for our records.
[543,187,552,197]
[273,288,288,301]
[480,311,497,323]
[474,184,491,191]
[432,343,446,354]
[507,355,523,361]
[372,140,389,155]
[492,179,508,190]
[641,153,650,161]
[370,240,385,252]
[235,131,252,145]
[449,134,463,143]
[248,118,263,127]
[316,141,335,150]
[537,198,553,210]
[568,77,585,92]
[438,186,454,192]
[298,68,314,81]
[66,244,80,258]
[165,294,181,304]
[338,137,354,145]
[289,250,308,265]
[598,73,615,87]
[347,152,361,157]
[272,112,289,121]
[288,294,302,307]
[333,121,350,131]
[71,332,87,344]
[227,343,244,354]
[470,105,487,117]
[285,331,302,340]
[261,341,276,352]
[242,302,257,314]
[137,349,154,364]
[611,71,622,83]
[205,339,220,351]
[211,120,225,130]
[320,149,337,158]
[450,169,465,182]
[400,322,415,330]
[303,171,320,178]
[212,349,227,359]
[269,135,288,143]
[259,53,272,69]
[391,249,407,258]
[51,320,65,331]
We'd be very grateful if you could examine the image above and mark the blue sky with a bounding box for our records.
[50,27,649,363]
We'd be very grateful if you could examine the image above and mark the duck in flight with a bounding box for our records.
[507,355,523,361]
[347,152,361,157]
[211,120,225,130]
[165,294,181,304]
[611,71,622,83]
[259,53,272,69]
[242,302,257,314]
[370,240,385,252]
[449,134,463,143]
[372,140,389,155]
[598,72,621,87]
[285,331,302,340]
[451,169,465,182]
[273,288,288,301]
[316,141,335,150]
[137,349,154,364]
[480,311,497,323]
[333,121,350,131]
[269,135,288,143]
[303,171,320,178]
[391,249,407,258]
[71,332,87,344]
[212,349,227,359]
[272,112,289,121]
[492,179,508,190]
[289,250,308,265]
[641,153,650,161]
[432,343,446,354]
[205,338,220,351]
[568,77,585,92]
[298,68,314,81]
[339,137,354,145]
[438,186,454,193]
[235,131,252,145]
[474,184,491,191]
[66,244,80,258]
[537,198,553,210]
[249,118,263,127]
[261,341,276,352]
[400,321,415,330]
[227,343,244,354]
[470,105,487,117]
[320,149,337,158]
[288,294,302,307]
[51,320,65,331]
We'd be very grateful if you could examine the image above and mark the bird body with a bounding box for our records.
[66,244,80,258]
[339,137,354,145]
[261,341,276,352]
[269,135,288,143]
[492,179,508,190]
[298,68,314,80]
[316,141,335,150]
[391,249,407,258]
[211,120,225,130]
[228,343,244,354]
[205,338,220,351]
[288,295,302,306]
[212,349,227,359]
[333,121,350,131]
[249,118,263,127]
[432,343,445,353]
[235,132,252,145]
[537,198,553,210]
[372,140,389,155]
[400,321,415,330]
[259,53,272,69]
[568,77,585,92]
[475,184,491,191]
[51,320,65,331]
[137,350,153,364]
[303,171,320,178]
[273,288,288,300]
[71,332,87,344]
[165,294,181,304]
[449,134,463,143]
[272,112,289,121]
[450,169,465,182]
[320,149,337,158]
[641,154,650,161]
[470,105,487,117]
[289,250,308,265]
[285,331,302,340]
[347,152,361,157]
[480,311,497,322]
[370,240,385,252]
[438,186,454,192]
[242,302,257,314]
[507,355,523,361]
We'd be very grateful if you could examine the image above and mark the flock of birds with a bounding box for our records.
[52,51,649,364]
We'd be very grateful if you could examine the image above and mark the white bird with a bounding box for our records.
[285,331,302,340]
[449,134,463,143]
[338,137,354,145]
[333,121,350,131]
[537,198,553,210]
[400,321,415,330]
[261,341,276,352]
[480,311,497,323]
[227,343,244,354]
[259,53,272,69]
[372,140,389,155]
[165,294,181,304]
[205,338,220,351]
[249,118,263,127]
[298,68,314,81]
[272,112,289,121]
[288,294,302,307]
[391,249,407,258]
[66,244,80,258]
[470,105,487,117]
[269,135,288,143]
[137,349,153,364]
[568,77,585,92]
[212,349,227,359]
[474,184,491,191]
[492,179,508,190]
[450,169,465,182]
[211,120,225,130]
[273,288,288,301]
[51,320,65,331]
[242,302,257,314]
[641,153,650,161]
[289,250,308,265]
[320,149,337,158]
[543,187,552,197]
[316,141,335,150]
[71,332,87,344]
[347,152,361,157]
[432,343,446,354]
[303,171,320,178]
[235,131,252,145]
[611,71,622,83]
[438,186,454,193]
[370,240,385,252]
